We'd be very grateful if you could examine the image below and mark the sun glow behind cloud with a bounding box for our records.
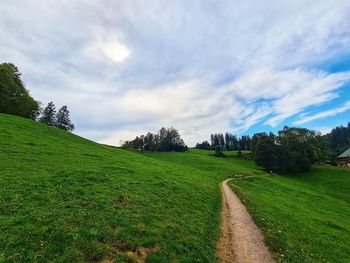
[87,29,130,63]
[97,39,130,63]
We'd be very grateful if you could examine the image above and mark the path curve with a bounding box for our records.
[216,179,275,263]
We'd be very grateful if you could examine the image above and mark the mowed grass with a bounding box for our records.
[229,167,350,263]
[0,113,260,263]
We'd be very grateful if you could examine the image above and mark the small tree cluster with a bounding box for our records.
[196,133,252,151]
[0,63,39,119]
[123,127,188,152]
[39,102,74,132]
[0,63,75,132]
[195,140,211,150]
[252,127,328,173]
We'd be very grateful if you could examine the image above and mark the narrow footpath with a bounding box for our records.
[216,179,275,263]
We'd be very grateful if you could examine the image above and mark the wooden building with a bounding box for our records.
[337,148,350,168]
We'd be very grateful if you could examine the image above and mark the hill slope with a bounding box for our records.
[229,167,350,263]
[0,114,260,263]
[1,113,349,263]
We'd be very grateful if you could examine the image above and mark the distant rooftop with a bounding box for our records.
[338,148,350,158]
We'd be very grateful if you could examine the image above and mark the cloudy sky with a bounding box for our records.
[1,0,350,146]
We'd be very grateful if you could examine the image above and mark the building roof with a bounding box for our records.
[338,148,350,158]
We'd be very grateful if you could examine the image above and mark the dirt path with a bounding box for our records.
[216,179,275,263]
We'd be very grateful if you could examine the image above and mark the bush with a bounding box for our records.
[213,147,225,157]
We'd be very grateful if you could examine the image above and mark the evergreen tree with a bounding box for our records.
[232,135,239,150]
[218,133,225,150]
[39,101,56,126]
[225,133,237,151]
[210,133,225,150]
[225,133,231,150]
[55,105,74,131]
[144,132,155,151]
[210,134,215,146]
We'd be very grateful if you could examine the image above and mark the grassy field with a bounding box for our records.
[1,113,349,263]
[0,113,260,263]
[229,167,350,263]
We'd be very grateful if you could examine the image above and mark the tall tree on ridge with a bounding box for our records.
[40,101,56,126]
[0,63,39,119]
[55,105,74,132]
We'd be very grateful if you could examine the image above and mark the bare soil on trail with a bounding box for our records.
[216,179,275,263]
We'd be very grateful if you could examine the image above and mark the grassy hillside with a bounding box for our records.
[0,113,260,263]
[229,167,350,263]
[1,113,349,263]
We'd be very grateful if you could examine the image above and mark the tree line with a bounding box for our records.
[0,63,74,132]
[197,124,350,174]
[324,123,350,158]
[122,127,188,152]
[251,127,328,173]
[196,133,252,151]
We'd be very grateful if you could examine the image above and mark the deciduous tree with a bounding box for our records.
[0,63,39,119]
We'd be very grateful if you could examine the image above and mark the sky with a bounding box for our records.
[1,0,350,146]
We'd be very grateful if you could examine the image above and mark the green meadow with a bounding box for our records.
[229,167,350,263]
[1,113,349,262]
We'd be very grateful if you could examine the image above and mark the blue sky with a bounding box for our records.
[1,0,350,146]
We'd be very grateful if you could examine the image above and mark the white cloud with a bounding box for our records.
[106,79,245,146]
[294,100,350,125]
[264,70,350,126]
[1,0,350,146]
[226,68,350,127]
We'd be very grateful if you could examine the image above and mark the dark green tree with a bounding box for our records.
[122,127,187,152]
[158,127,187,152]
[144,132,155,151]
[195,141,211,150]
[324,123,350,158]
[213,146,225,157]
[39,101,56,126]
[55,105,74,131]
[277,127,325,172]
[239,135,251,150]
[0,63,39,119]
[251,133,266,153]
[210,133,225,150]
[254,133,279,172]
[225,133,238,150]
